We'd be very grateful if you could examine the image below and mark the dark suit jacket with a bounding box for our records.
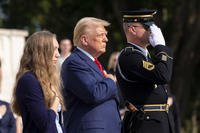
[61,48,121,133]
[16,72,64,133]
[0,100,16,133]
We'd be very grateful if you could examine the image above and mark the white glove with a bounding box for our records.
[149,24,165,47]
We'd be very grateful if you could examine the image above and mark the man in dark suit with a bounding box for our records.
[0,59,16,133]
[116,10,174,133]
[61,17,121,133]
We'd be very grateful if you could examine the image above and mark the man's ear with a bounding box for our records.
[80,35,88,46]
[128,26,136,35]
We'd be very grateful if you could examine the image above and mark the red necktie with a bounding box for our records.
[94,58,106,77]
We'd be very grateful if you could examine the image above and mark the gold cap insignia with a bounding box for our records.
[142,60,155,71]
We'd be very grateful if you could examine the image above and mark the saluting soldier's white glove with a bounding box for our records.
[149,24,165,47]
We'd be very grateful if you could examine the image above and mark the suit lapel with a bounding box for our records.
[74,48,104,77]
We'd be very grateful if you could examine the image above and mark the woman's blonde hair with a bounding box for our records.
[107,51,119,71]
[12,31,64,115]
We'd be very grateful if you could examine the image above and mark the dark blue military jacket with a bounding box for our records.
[116,43,174,133]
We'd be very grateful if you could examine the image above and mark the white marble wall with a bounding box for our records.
[0,29,28,102]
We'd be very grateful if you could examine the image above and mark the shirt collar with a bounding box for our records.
[77,47,95,61]
[128,42,149,57]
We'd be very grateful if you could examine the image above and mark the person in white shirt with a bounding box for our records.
[58,38,72,69]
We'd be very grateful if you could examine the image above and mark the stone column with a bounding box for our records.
[0,28,28,102]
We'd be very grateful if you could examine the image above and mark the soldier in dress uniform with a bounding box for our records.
[116,9,174,133]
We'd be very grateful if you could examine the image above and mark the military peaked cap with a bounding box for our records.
[122,9,157,26]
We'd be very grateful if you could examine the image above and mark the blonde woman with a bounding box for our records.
[107,51,119,76]
[12,31,65,133]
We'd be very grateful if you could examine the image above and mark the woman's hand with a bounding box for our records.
[50,96,60,113]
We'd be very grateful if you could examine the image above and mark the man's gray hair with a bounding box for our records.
[73,17,110,46]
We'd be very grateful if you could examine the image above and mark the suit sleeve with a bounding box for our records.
[18,74,56,132]
[64,60,118,104]
[119,45,173,84]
